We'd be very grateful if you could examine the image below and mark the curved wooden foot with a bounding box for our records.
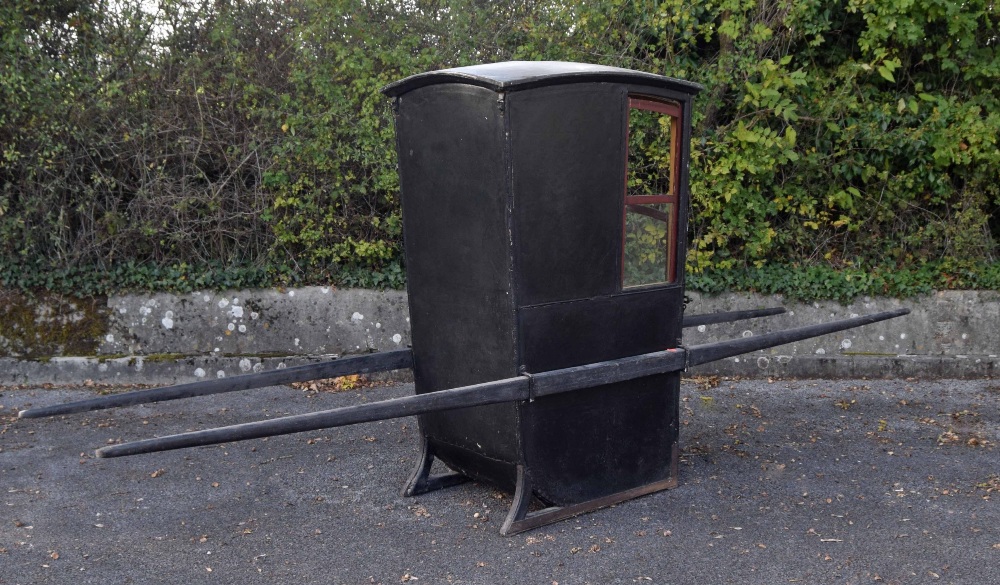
[402,437,469,497]
[500,452,679,536]
[500,465,535,535]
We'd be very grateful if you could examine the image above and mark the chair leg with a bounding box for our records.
[499,464,535,536]
[499,457,679,536]
[401,436,469,497]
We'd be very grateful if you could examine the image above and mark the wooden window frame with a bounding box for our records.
[622,96,682,287]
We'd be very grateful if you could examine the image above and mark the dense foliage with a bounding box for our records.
[2,0,998,298]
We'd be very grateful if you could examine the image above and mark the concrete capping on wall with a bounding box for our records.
[0,355,413,387]
[682,290,998,379]
[0,288,996,384]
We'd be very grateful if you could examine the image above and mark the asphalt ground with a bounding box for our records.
[1,378,998,585]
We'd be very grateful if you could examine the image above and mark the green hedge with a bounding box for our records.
[1,0,998,299]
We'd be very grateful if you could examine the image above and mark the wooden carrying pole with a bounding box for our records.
[19,308,783,421]
[95,308,908,459]
[18,350,414,420]
[681,307,785,328]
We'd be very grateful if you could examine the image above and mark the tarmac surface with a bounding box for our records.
[1,378,998,585]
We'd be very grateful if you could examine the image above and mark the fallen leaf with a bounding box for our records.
[150,469,165,478]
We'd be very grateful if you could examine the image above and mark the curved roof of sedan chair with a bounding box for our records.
[382,60,704,96]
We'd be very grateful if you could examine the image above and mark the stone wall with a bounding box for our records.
[0,288,995,384]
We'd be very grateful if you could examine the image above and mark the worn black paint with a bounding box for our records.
[388,62,702,507]
[510,84,624,305]
[394,83,522,488]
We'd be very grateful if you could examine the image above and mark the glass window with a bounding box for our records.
[623,97,681,288]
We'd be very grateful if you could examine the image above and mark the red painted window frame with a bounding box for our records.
[622,96,682,287]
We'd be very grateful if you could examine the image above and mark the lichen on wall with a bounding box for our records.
[0,291,109,358]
